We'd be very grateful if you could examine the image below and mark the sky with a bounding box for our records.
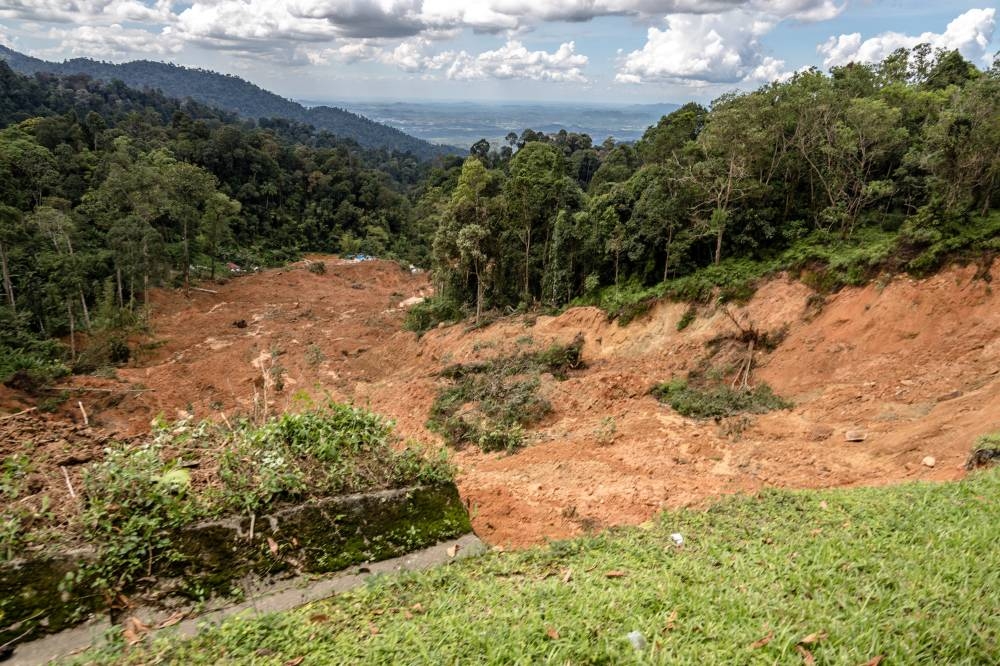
[0,1,996,104]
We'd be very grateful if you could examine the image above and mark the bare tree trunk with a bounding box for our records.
[523,224,531,303]
[662,227,674,283]
[79,291,91,329]
[67,300,76,362]
[0,241,15,312]
[116,266,124,309]
[474,261,483,324]
[183,219,190,293]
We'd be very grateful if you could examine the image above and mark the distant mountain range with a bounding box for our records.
[0,45,459,160]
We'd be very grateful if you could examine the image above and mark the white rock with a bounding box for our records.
[922,456,936,468]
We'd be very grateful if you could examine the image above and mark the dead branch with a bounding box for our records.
[43,386,154,393]
[60,466,77,499]
[0,407,37,421]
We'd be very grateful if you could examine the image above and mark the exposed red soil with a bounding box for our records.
[4,256,998,549]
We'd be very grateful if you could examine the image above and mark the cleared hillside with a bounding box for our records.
[5,257,996,547]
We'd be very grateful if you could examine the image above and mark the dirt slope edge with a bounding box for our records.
[5,257,998,548]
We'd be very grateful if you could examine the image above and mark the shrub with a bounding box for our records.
[676,304,697,331]
[651,378,791,419]
[404,297,464,334]
[428,340,585,452]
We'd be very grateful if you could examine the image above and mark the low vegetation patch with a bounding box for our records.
[651,378,791,419]
[1,403,453,597]
[576,212,1000,327]
[428,337,584,452]
[966,431,1000,470]
[88,469,1000,665]
[403,297,464,334]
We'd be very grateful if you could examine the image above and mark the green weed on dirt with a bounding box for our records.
[427,337,585,452]
[1,403,454,597]
[651,378,792,419]
[88,469,1000,665]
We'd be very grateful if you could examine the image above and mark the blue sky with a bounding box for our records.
[0,1,996,104]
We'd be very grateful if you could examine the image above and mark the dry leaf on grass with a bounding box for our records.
[546,626,560,640]
[283,657,305,666]
[749,631,773,649]
[604,570,626,578]
[155,611,185,629]
[411,603,424,613]
[664,611,678,632]
[368,623,380,635]
[798,631,828,645]
[267,536,279,556]
[122,617,150,646]
[562,568,573,583]
[796,645,816,665]
[859,657,884,666]
[308,614,329,624]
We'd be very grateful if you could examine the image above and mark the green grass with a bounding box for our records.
[85,470,1000,664]
[428,338,585,452]
[651,378,792,419]
[2,403,454,596]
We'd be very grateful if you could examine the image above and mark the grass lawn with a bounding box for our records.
[84,469,999,665]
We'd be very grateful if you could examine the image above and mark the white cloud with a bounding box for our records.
[445,40,588,81]
[616,11,788,85]
[1,0,851,80]
[45,23,181,59]
[818,8,997,68]
[303,35,589,82]
[0,1,173,24]
[0,23,16,48]
[174,1,339,48]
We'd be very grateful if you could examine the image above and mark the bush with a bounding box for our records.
[676,304,697,331]
[404,297,464,334]
[19,403,454,597]
[651,378,791,419]
[428,340,585,452]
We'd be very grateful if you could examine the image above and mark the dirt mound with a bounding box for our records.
[18,257,431,437]
[5,257,999,549]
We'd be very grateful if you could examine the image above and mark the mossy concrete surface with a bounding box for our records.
[0,483,470,648]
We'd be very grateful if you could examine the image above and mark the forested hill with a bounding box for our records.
[0,45,459,160]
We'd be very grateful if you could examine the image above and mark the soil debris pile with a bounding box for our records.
[3,256,999,549]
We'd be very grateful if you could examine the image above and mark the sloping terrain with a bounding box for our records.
[0,45,458,158]
[5,257,998,548]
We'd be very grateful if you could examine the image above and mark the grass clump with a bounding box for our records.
[966,431,1000,470]
[403,297,463,334]
[215,403,452,512]
[651,378,791,419]
[4,403,453,599]
[90,469,1000,665]
[676,304,697,331]
[428,337,584,452]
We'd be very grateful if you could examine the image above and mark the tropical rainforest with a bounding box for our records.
[0,45,997,388]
